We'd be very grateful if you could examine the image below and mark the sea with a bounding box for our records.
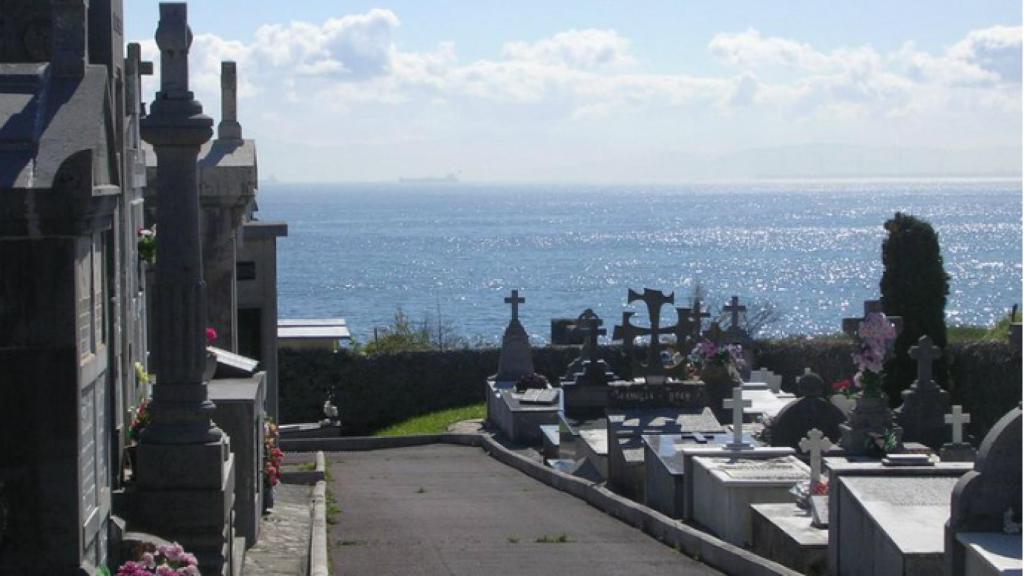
[256,179,1023,345]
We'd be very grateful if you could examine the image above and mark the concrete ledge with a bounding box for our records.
[282,451,328,485]
[281,433,483,452]
[309,481,328,576]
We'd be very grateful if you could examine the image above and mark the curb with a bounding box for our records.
[309,479,328,576]
[294,434,800,576]
[281,433,483,452]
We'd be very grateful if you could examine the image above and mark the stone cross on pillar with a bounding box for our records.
[723,386,752,449]
[909,335,942,391]
[724,295,747,330]
[218,61,243,140]
[141,2,220,445]
[799,428,833,485]
[504,289,525,322]
[629,287,674,376]
[945,405,971,445]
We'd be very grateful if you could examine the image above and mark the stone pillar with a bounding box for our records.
[133,5,235,575]
[218,61,242,141]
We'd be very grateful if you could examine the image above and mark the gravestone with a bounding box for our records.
[0,1,122,571]
[130,6,237,575]
[939,405,976,463]
[560,309,620,418]
[895,335,950,451]
[495,289,533,382]
[770,370,846,452]
[750,367,783,393]
[723,386,753,451]
[946,403,1022,576]
[691,455,809,546]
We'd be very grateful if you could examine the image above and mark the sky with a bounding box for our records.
[125,1,1023,183]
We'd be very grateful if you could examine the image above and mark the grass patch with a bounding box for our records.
[338,539,367,546]
[416,487,426,494]
[374,403,485,436]
[535,533,571,544]
[297,461,317,472]
[507,536,520,544]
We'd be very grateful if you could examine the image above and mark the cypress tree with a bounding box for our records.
[879,212,950,405]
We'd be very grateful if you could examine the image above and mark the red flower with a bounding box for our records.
[205,327,218,345]
[832,379,851,392]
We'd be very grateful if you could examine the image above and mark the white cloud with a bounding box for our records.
[501,29,634,68]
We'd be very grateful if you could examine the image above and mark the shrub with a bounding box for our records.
[880,212,950,405]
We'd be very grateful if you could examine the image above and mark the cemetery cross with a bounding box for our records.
[723,385,752,449]
[724,295,747,330]
[799,428,833,486]
[574,309,605,362]
[505,289,525,322]
[944,405,971,445]
[909,335,942,391]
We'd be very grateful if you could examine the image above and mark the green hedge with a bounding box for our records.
[279,340,1021,439]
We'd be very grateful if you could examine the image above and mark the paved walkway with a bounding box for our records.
[327,444,721,576]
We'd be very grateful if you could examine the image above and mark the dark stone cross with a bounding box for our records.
[909,335,942,391]
[504,289,525,322]
[723,295,747,330]
[572,308,605,362]
[612,288,679,379]
[842,299,903,341]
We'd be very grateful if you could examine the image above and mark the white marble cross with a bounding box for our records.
[504,289,525,322]
[723,386,752,449]
[945,405,971,445]
[799,428,833,485]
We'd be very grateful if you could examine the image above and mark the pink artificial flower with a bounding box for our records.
[156,565,176,576]
[141,552,156,569]
[205,328,218,345]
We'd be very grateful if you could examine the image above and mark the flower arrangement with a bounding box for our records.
[116,541,200,576]
[515,372,549,393]
[791,478,830,508]
[848,312,898,399]
[129,399,151,442]
[264,419,284,487]
[134,362,151,386]
[688,339,745,371]
[205,327,218,346]
[137,227,156,265]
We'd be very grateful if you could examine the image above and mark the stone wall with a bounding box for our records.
[279,340,1020,439]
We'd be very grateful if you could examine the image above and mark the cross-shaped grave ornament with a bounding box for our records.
[799,428,834,485]
[504,289,525,323]
[723,385,753,450]
[909,335,942,391]
[572,308,606,362]
[842,300,903,342]
[612,288,686,381]
[723,295,747,331]
[944,405,971,445]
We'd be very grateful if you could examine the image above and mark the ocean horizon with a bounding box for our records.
[257,178,1022,345]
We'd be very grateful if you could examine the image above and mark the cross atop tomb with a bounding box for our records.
[573,309,605,361]
[945,405,971,445]
[842,299,903,342]
[909,335,942,391]
[154,3,193,98]
[723,386,752,450]
[504,289,525,322]
[724,296,747,330]
[799,428,833,485]
[612,288,680,380]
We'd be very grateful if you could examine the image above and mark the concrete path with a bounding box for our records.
[327,444,721,576]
